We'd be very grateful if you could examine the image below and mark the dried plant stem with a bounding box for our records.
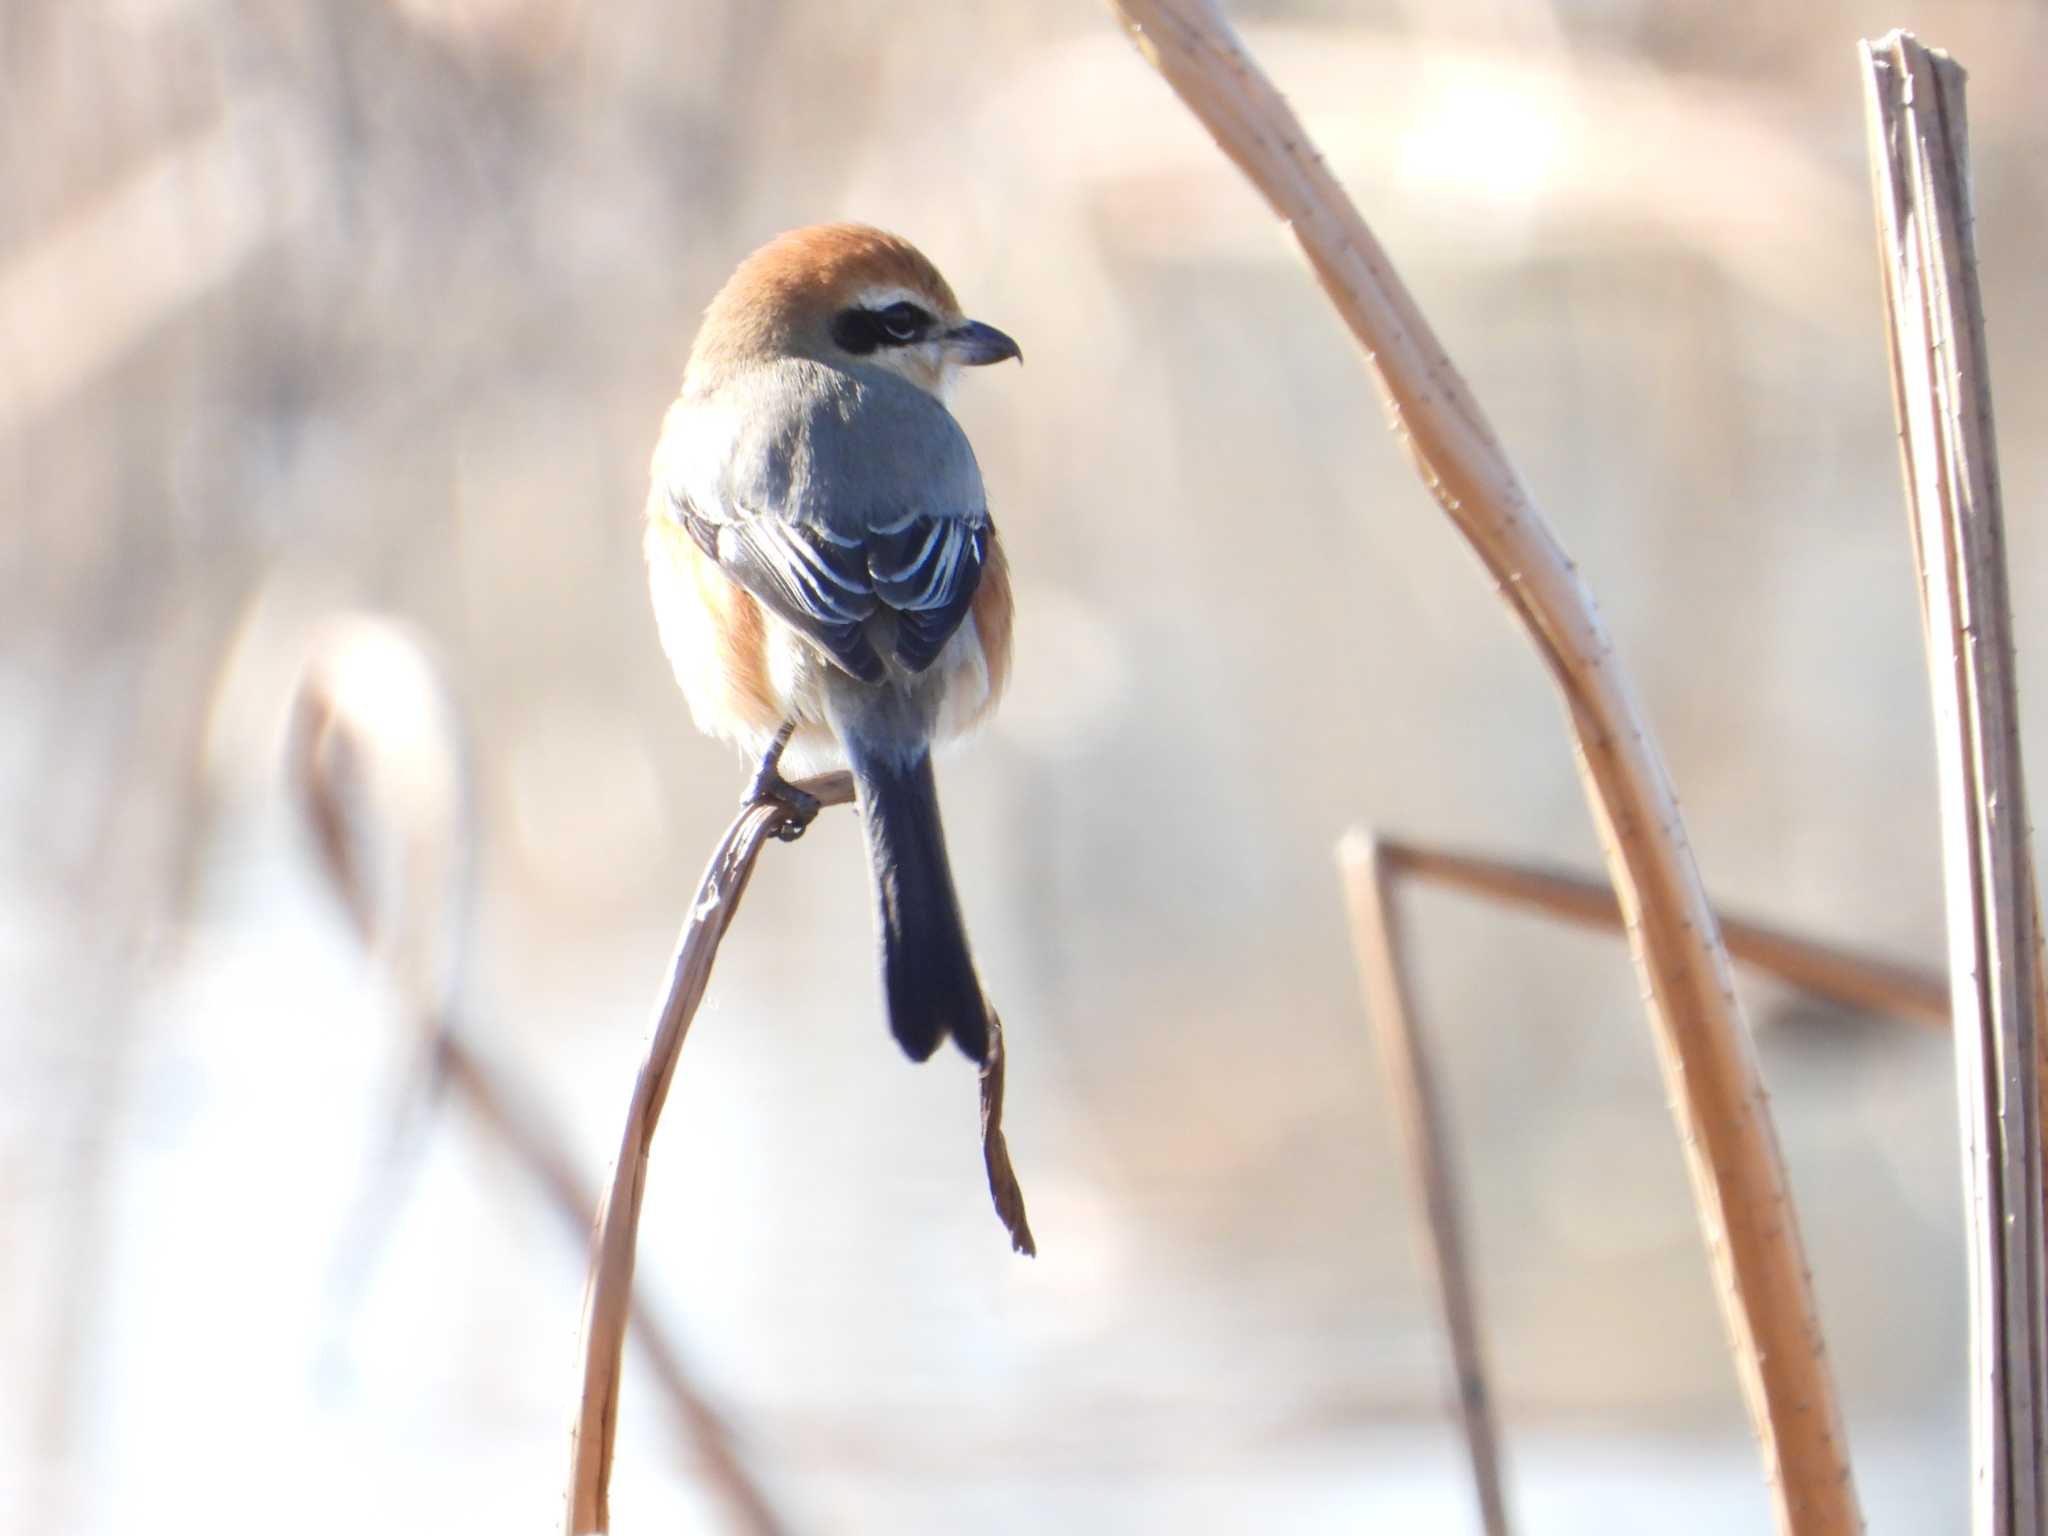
[438,1036,791,1536]
[565,778,852,1536]
[1863,33,2048,1535]
[1337,822,1949,1533]
[980,1010,1038,1257]
[1337,832,1513,1536]
[1108,5,1857,1529]
[1376,837,1948,1029]
[1336,823,1957,1529]
[564,777,1035,1533]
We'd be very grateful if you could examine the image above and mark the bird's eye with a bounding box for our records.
[877,302,929,342]
[829,301,933,355]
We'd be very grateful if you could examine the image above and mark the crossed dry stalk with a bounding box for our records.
[1337,833,1514,1536]
[1109,2,1856,1529]
[1338,828,1959,1536]
[1314,27,2041,1536]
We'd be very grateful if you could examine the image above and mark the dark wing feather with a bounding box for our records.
[870,517,987,672]
[672,490,888,682]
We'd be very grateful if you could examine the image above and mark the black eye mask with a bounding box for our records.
[830,301,933,355]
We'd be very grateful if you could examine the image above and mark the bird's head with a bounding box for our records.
[685,223,1020,400]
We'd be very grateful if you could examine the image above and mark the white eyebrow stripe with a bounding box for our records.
[850,284,939,315]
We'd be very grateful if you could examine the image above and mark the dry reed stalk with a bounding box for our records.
[1863,33,2048,1534]
[1337,832,1513,1536]
[1108,5,1857,1528]
[562,784,845,1536]
[288,621,791,1536]
[1336,820,1959,1532]
[564,778,1035,1534]
[979,1010,1037,1257]
[1376,837,1949,1029]
[436,1039,792,1536]
[290,625,1034,1530]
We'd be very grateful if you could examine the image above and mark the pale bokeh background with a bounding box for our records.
[7,1,2047,1531]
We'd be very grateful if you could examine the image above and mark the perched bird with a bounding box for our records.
[643,224,1021,1064]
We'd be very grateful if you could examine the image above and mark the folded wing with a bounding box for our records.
[661,364,993,682]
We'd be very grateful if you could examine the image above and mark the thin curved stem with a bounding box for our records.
[1376,836,1948,1029]
[563,771,1033,1533]
[1338,833,1513,1536]
[565,776,853,1536]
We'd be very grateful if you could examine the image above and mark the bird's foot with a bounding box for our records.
[746,768,820,842]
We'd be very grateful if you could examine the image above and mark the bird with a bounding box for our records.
[643,223,1021,1065]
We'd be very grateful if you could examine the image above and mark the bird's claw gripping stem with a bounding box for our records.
[746,724,818,841]
[749,772,820,841]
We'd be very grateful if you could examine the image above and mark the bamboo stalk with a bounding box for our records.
[1107,5,1857,1528]
[1862,33,2048,1535]
[1338,832,1513,1536]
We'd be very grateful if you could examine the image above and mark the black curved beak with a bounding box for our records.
[944,319,1022,367]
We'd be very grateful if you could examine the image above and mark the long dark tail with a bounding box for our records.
[847,742,989,1063]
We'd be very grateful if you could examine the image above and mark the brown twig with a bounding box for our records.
[1337,833,1513,1536]
[1863,34,2047,1535]
[434,1033,792,1536]
[564,774,1035,1533]
[1108,5,1857,1529]
[1377,837,1948,1029]
[1336,818,1962,1532]
[1337,822,1953,1535]
[564,781,846,1536]
[981,1009,1037,1257]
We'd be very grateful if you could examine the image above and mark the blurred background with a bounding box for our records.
[7,0,2047,1530]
